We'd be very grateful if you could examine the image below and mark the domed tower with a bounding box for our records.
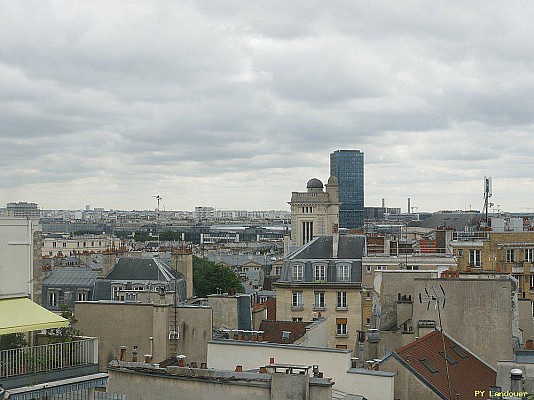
[288,176,340,248]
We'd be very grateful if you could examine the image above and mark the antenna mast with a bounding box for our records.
[483,177,493,225]
[419,285,452,400]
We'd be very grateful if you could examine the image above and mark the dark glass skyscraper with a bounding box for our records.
[330,150,364,229]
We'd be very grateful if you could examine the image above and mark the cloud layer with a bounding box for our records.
[1,1,533,212]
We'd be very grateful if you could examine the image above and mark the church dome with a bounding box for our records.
[307,178,323,189]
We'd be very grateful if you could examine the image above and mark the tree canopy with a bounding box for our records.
[193,256,244,297]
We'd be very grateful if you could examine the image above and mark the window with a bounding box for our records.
[366,318,370,326]
[507,249,516,263]
[48,291,58,308]
[52,242,57,248]
[439,351,457,365]
[292,265,303,281]
[337,265,350,282]
[62,242,67,248]
[419,358,438,373]
[337,291,347,308]
[292,291,303,308]
[314,291,325,309]
[366,265,372,274]
[336,318,347,335]
[77,292,87,301]
[469,249,481,267]
[449,345,468,359]
[526,249,534,262]
[91,241,95,247]
[314,265,326,281]
[112,286,123,300]
[530,275,534,290]
[406,265,419,271]
[132,285,144,291]
[292,317,303,322]
[457,249,463,257]
[366,291,372,300]
[126,293,138,301]
[302,221,314,244]
[274,266,282,276]
[336,345,348,349]
[375,266,387,271]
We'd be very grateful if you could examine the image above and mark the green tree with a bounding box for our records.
[193,256,244,297]
[0,333,28,351]
[47,305,81,343]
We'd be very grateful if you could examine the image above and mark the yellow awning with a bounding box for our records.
[0,297,68,335]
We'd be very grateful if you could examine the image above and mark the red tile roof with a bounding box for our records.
[259,320,308,344]
[391,330,496,400]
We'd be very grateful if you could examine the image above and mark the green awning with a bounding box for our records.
[0,297,68,335]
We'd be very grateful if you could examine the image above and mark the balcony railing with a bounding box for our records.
[0,337,97,378]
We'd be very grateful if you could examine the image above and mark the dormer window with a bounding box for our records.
[337,264,350,282]
[293,264,303,281]
[314,265,326,281]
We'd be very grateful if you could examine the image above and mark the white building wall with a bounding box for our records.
[207,340,394,400]
[0,218,36,298]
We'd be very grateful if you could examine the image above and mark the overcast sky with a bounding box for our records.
[1,1,534,213]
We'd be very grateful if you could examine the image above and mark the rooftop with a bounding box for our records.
[386,330,496,400]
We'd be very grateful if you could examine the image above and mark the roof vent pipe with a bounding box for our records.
[132,345,138,362]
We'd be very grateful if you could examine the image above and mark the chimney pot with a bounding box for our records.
[258,332,264,342]
[190,362,198,368]
[178,355,186,367]
[351,358,358,368]
[270,357,275,364]
[119,346,127,361]
[200,362,208,369]
[235,365,243,372]
[259,366,267,373]
[318,372,323,378]
[144,354,153,363]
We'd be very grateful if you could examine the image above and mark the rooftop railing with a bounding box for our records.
[0,337,97,378]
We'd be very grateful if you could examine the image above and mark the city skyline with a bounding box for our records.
[1,3,534,212]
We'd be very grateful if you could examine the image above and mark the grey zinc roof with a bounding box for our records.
[338,235,365,259]
[105,257,178,281]
[411,211,480,231]
[291,235,365,260]
[42,267,98,287]
[292,236,333,259]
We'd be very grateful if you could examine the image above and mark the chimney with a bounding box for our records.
[172,250,193,299]
[144,354,153,363]
[119,346,127,361]
[259,366,267,373]
[510,368,523,392]
[258,331,264,342]
[178,355,186,367]
[382,198,385,208]
[190,362,198,368]
[235,365,243,372]
[132,346,138,362]
[351,358,358,368]
[408,198,411,214]
[200,362,207,369]
[270,357,275,364]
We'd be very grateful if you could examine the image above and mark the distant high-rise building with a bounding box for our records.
[330,150,364,229]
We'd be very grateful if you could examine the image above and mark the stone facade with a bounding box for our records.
[289,177,339,248]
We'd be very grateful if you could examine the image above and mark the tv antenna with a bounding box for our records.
[419,285,452,400]
[483,177,493,224]
[153,195,162,249]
